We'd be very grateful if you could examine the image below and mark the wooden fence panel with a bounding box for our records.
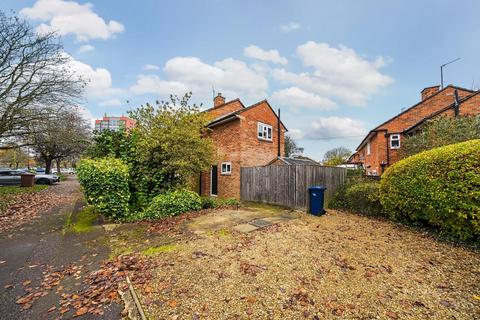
[240,165,347,211]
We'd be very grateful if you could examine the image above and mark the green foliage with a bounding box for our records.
[141,189,202,219]
[86,128,137,162]
[329,178,383,216]
[76,158,130,219]
[380,139,480,240]
[128,93,215,206]
[201,197,241,209]
[402,115,480,157]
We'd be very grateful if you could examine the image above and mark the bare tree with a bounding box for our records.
[284,135,299,157]
[323,147,352,166]
[0,11,85,146]
[31,107,91,173]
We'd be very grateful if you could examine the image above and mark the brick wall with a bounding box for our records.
[240,102,285,168]
[200,100,286,199]
[357,86,476,175]
[460,93,480,115]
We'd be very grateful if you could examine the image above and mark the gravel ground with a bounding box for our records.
[138,209,480,319]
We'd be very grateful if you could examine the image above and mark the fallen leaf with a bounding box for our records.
[74,306,88,317]
[59,307,70,314]
[16,296,32,304]
[4,284,13,289]
[0,261,6,264]
[22,280,31,286]
[47,306,56,312]
[168,300,178,308]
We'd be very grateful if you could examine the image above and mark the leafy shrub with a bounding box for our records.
[201,197,241,209]
[380,139,480,240]
[217,198,241,207]
[201,197,217,209]
[330,179,383,216]
[77,158,130,219]
[142,189,202,219]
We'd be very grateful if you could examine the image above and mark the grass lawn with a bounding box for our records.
[0,185,48,212]
[108,205,480,319]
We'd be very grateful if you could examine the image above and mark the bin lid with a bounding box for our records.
[20,172,35,176]
[309,185,326,191]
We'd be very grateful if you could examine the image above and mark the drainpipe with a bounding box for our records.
[385,132,390,167]
[454,89,460,117]
[277,108,281,157]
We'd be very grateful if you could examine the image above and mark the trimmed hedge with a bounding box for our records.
[77,158,130,219]
[329,179,383,216]
[142,189,202,219]
[380,139,480,240]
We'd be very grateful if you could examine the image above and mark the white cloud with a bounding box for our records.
[65,53,119,98]
[143,64,160,71]
[287,128,304,140]
[99,98,122,107]
[77,44,94,53]
[305,117,367,140]
[273,41,393,106]
[21,0,125,42]
[77,105,95,127]
[280,22,301,33]
[271,87,336,110]
[243,45,288,65]
[130,74,189,96]
[131,56,268,102]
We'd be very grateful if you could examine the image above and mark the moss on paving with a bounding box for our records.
[243,201,290,214]
[142,244,177,256]
[64,206,98,233]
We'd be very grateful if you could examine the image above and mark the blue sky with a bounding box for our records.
[2,0,480,160]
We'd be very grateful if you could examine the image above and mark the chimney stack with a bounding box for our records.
[421,85,440,101]
[214,93,225,107]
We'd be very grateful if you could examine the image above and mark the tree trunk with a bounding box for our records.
[56,159,61,176]
[45,158,52,174]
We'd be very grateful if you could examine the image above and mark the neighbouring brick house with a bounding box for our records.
[349,85,480,175]
[200,93,287,199]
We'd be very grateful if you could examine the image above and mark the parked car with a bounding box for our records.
[36,168,46,174]
[0,169,60,186]
[51,168,75,175]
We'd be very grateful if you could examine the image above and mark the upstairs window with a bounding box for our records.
[221,162,231,175]
[390,134,401,149]
[257,122,272,141]
[367,142,371,155]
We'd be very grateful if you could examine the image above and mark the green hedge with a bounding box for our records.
[329,179,383,216]
[142,189,202,219]
[201,197,241,209]
[77,158,130,219]
[380,139,480,240]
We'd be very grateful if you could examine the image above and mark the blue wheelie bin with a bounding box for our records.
[309,186,327,216]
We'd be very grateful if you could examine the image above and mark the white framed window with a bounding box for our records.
[390,134,401,149]
[221,162,232,175]
[257,122,272,141]
[367,142,371,155]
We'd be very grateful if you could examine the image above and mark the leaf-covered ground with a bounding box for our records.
[0,182,76,233]
[134,208,480,319]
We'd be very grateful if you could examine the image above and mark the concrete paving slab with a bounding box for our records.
[249,219,272,228]
[232,224,259,233]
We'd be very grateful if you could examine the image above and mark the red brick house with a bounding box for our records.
[200,93,287,199]
[349,85,480,175]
